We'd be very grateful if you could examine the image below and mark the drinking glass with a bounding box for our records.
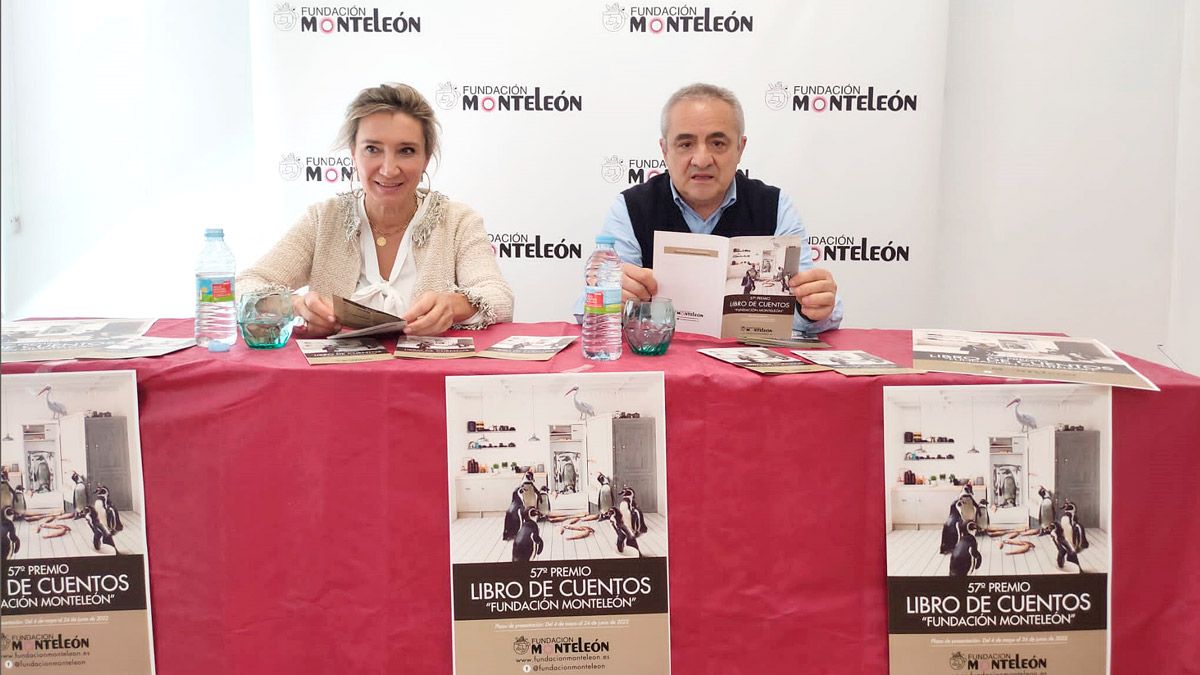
[622,298,675,355]
[238,287,295,349]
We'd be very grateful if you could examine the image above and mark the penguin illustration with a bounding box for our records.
[618,486,647,535]
[1062,499,1089,552]
[939,500,963,555]
[34,457,51,492]
[81,506,119,554]
[957,485,978,524]
[11,484,28,520]
[502,489,524,541]
[511,507,544,562]
[598,508,641,556]
[71,472,89,517]
[517,480,538,510]
[974,498,991,533]
[949,520,982,577]
[535,485,552,519]
[1000,471,1018,507]
[2,506,19,560]
[560,457,578,494]
[1037,487,1055,534]
[594,473,614,515]
[0,467,13,511]
[93,485,123,534]
[1051,517,1082,573]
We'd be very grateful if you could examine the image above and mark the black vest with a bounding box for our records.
[622,171,780,268]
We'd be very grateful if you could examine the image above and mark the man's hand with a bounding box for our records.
[787,268,838,322]
[621,263,658,302]
[403,291,474,336]
[291,291,340,338]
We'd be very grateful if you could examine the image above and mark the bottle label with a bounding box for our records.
[583,286,621,315]
[197,276,235,303]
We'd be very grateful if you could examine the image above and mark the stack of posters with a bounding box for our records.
[698,347,831,375]
[296,338,392,364]
[1,320,193,363]
[883,384,1111,674]
[446,373,670,674]
[478,336,577,361]
[913,329,1157,391]
[1,372,155,674]
[652,231,804,339]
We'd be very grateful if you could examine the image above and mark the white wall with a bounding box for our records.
[1,1,1195,373]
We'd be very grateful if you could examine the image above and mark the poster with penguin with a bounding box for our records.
[882,384,1112,674]
[446,373,669,674]
[1,371,155,674]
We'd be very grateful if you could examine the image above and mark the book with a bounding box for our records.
[296,338,392,364]
[697,347,832,375]
[329,296,407,339]
[791,349,923,376]
[393,336,476,359]
[477,336,577,361]
[652,231,804,339]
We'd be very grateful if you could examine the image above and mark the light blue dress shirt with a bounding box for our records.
[575,178,844,333]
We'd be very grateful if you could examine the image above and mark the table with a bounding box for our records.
[4,321,1198,674]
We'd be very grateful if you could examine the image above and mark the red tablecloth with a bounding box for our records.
[4,321,1198,674]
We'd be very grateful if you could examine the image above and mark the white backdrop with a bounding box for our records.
[249,0,947,330]
[1,0,1196,372]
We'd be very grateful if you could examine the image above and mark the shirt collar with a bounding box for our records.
[668,175,738,219]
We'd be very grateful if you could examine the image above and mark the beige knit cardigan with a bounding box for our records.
[238,190,514,328]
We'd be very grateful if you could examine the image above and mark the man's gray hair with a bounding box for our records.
[659,83,745,138]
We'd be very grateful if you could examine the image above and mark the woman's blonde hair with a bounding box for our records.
[336,83,441,164]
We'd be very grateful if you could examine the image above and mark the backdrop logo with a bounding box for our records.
[602,4,627,31]
[608,5,754,34]
[602,156,667,184]
[278,153,302,180]
[435,82,459,111]
[809,235,909,263]
[452,84,583,113]
[765,83,919,113]
[764,81,787,111]
[279,152,355,183]
[601,156,625,183]
[489,233,583,260]
[274,3,298,31]
[513,636,530,655]
[288,6,421,33]
[949,651,967,670]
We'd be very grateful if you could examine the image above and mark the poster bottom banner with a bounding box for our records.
[888,629,1106,675]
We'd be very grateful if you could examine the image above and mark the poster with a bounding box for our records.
[912,329,1157,391]
[446,373,669,674]
[1,320,192,363]
[883,384,1111,674]
[1,372,155,674]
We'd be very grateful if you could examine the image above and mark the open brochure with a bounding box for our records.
[296,338,392,364]
[792,349,924,376]
[698,347,831,375]
[393,336,476,360]
[477,336,577,361]
[329,296,407,339]
[652,231,803,339]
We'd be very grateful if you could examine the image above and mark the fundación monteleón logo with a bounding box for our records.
[763,81,919,113]
[600,155,668,184]
[601,3,755,34]
[488,232,583,261]
[434,81,584,113]
[278,153,355,183]
[273,3,422,34]
[512,636,530,655]
[809,234,910,263]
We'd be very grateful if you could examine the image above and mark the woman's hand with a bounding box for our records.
[402,292,474,336]
[291,291,341,338]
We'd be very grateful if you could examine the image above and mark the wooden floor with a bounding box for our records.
[7,510,144,559]
[887,527,1109,576]
[452,512,667,563]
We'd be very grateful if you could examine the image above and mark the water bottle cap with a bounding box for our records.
[205,228,225,238]
[595,234,616,245]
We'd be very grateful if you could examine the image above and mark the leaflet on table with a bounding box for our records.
[698,347,831,375]
[912,329,1158,391]
[791,349,923,376]
[1,372,156,675]
[296,338,392,364]
[446,373,670,675]
[330,295,406,339]
[394,336,476,359]
[477,336,577,361]
[882,384,1111,675]
[1,319,193,363]
[652,231,803,339]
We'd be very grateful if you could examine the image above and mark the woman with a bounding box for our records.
[239,83,514,336]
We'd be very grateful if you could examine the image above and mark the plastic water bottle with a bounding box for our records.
[582,235,623,361]
[195,228,237,348]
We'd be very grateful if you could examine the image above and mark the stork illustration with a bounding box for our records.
[564,386,595,420]
[36,386,68,419]
[1006,398,1037,433]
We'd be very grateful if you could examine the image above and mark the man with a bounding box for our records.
[592,83,842,333]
